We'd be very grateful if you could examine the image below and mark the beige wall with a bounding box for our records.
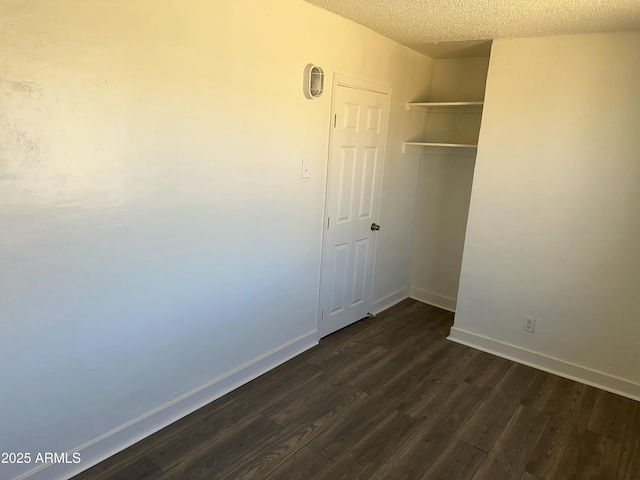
[430,57,490,102]
[0,1,432,478]
[409,57,489,310]
[452,32,640,399]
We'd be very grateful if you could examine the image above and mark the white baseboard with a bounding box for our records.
[371,287,409,315]
[19,331,318,480]
[448,326,640,402]
[408,286,457,312]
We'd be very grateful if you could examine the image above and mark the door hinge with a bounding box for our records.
[334,114,337,128]
[327,217,330,229]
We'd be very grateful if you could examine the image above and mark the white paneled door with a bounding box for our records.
[319,76,391,338]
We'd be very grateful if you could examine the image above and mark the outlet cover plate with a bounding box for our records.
[523,316,536,334]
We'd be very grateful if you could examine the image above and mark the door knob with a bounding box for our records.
[371,223,381,231]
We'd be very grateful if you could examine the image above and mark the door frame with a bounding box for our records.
[317,73,392,339]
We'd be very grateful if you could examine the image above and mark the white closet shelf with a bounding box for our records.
[407,101,484,109]
[403,100,483,154]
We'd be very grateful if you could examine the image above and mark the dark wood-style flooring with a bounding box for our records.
[73,299,640,479]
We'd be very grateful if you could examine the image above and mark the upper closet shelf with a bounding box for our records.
[407,101,483,111]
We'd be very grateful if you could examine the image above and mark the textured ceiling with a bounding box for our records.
[305,0,640,49]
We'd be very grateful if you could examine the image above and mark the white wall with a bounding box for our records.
[0,1,431,478]
[409,58,488,311]
[452,32,640,399]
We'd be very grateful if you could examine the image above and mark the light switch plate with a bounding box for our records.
[301,160,310,178]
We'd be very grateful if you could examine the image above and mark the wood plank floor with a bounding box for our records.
[73,299,640,480]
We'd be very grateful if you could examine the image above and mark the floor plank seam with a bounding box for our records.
[459,438,491,455]
[144,453,165,473]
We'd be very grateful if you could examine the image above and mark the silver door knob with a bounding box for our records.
[371,223,381,231]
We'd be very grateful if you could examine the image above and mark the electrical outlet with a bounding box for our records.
[523,316,536,334]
